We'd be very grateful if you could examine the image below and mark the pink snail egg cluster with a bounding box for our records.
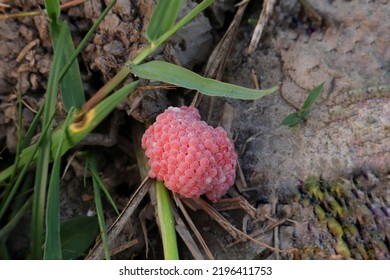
[141,106,238,202]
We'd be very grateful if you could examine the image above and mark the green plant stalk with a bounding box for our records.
[81,67,130,112]
[91,163,111,260]
[155,180,179,260]
[44,107,76,260]
[0,10,42,20]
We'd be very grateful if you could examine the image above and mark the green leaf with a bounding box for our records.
[90,164,119,215]
[44,0,60,23]
[92,170,111,260]
[281,82,325,127]
[87,153,111,259]
[51,22,85,111]
[281,112,302,127]
[44,108,76,260]
[301,82,325,118]
[31,23,67,259]
[61,216,99,260]
[146,0,184,42]
[130,61,278,100]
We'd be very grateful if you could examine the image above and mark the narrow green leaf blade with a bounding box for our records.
[31,23,67,259]
[89,154,111,260]
[51,22,85,111]
[61,216,99,260]
[59,0,118,84]
[43,157,62,260]
[44,0,60,23]
[0,197,32,240]
[281,112,302,127]
[146,0,184,42]
[44,108,75,260]
[301,82,325,117]
[91,169,119,215]
[130,61,278,100]
[58,25,85,110]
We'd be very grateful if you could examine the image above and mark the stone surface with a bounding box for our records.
[226,0,390,193]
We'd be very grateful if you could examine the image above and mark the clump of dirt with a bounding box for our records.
[82,0,152,81]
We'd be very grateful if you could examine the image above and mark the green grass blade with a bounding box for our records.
[58,0,118,83]
[281,112,302,127]
[44,0,60,23]
[61,216,98,259]
[0,112,56,221]
[130,61,278,100]
[44,107,76,260]
[21,104,44,150]
[9,86,24,184]
[0,196,32,240]
[31,23,66,260]
[51,22,85,111]
[146,0,184,42]
[301,82,325,117]
[89,155,111,260]
[9,172,34,218]
[90,163,119,215]
[1,87,25,211]
[155,181,179,260]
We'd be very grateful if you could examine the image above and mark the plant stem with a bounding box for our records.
[81,67,130,112]
[155,181,179,260]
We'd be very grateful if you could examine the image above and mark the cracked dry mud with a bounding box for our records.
[227,0,390,190]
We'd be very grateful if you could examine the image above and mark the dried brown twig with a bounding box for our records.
[86,176,153,259]
[248,0,276,54]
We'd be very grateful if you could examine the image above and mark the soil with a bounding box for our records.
[0,0,389,259]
